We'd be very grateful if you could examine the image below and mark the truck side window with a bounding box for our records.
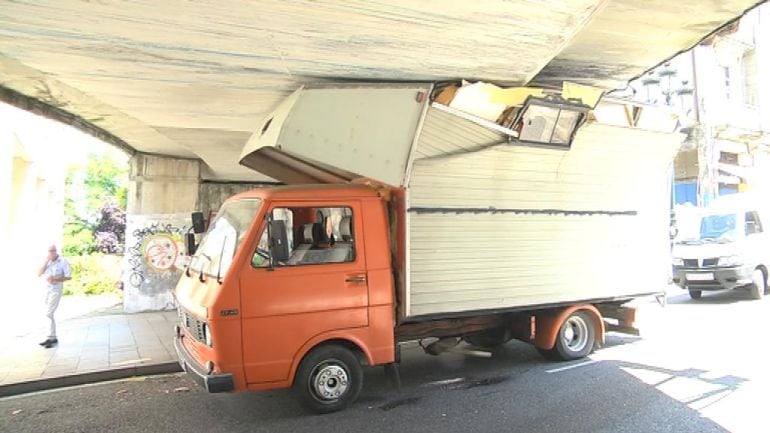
[251,206,355,268]
[745,211,763,235]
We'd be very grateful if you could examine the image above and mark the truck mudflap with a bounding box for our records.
[596,304,640,336]
[173,333,234,393]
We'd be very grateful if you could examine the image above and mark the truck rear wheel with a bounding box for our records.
[293,344,363,414]
[537,310,596,361]
[749,268,766,300]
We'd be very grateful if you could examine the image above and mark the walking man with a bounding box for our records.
[37,244,71,348]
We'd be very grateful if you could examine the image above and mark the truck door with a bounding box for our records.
[238,202,369,384]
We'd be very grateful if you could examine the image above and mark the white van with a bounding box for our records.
[672,194,770,300]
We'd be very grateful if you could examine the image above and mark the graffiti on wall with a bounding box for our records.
[127,223,189,289]
[123,214,190,313]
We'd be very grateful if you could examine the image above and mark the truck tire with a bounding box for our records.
[293,344,363,414]
[749,268,766,300]
[688,289,702,300]
[537,310,596,361]
[462,328,511,348]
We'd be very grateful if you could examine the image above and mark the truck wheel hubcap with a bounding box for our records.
[311,362,349,401]
[562,316,589,353]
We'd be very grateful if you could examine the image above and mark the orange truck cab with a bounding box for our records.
[174,184,397,411]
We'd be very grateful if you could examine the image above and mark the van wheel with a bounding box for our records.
[537,310,596,361]
[462,328,511,348]
[749,269,766,300]
[688,289,702,300]
[293,345,363,414]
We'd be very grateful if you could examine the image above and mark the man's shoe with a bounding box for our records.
[41,338,58,348]
[39,338,52,346]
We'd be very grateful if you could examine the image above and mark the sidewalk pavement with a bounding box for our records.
[0,309,182,397]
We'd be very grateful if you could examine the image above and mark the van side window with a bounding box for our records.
[745,212,763,235]
[251,206,355,268]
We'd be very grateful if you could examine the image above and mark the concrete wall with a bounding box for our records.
[196,182,274,217]
[0,129,65,332]
[123,154,199,313]
[127,154,200,215]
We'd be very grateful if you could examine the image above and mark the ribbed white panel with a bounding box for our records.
[405,108,679,318]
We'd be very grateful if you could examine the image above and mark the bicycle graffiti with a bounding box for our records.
[127,222,189,290]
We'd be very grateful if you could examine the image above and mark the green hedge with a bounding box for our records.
[63,253,123,296]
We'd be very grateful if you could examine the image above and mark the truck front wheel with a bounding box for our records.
[538,310,596,361]
[293,344,363,414]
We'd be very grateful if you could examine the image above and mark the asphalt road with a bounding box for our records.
[2,288,770,433]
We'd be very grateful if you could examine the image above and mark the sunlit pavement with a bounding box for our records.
[598,288,770,433]
[0,279,178,390]
[0,288,124,341]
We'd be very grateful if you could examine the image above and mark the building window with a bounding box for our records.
[719,151,739,165]
[742,49,758,107]
[723,66,731,101]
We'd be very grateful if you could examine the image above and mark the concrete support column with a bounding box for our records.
[128,153,200,214]
[123,153,200,313]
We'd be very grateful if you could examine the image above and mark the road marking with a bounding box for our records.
[545,360,598,374]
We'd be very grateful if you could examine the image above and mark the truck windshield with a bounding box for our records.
[189,199,262,278]
[699,213,739,242]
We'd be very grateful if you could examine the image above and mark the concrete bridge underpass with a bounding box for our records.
[0,0,764,311]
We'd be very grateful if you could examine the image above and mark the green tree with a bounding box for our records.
[62,153,128,255]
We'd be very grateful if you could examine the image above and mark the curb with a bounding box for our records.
[0,362,183,398]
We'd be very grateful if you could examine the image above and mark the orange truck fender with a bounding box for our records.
[533,304,605,350]
[287,331,387,386]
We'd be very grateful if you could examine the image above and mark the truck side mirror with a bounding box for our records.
[185,232,198,256]
[191,212,206,234]
[746,221,758,235]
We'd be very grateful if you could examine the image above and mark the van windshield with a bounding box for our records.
[190,199,262,278]
[698,213,739,242]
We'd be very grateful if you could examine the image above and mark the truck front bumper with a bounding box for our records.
[672,265,754,291]
[173,331,234,393]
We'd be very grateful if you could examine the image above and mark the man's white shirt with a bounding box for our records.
[44,257,71,291]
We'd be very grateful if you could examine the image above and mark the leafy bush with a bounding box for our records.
[63,225,95,256]
[94,201,126,254]
[63,253,123,296]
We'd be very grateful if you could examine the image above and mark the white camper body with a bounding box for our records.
[240,83,681,320]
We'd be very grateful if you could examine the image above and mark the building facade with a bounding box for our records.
[627,3,770,207]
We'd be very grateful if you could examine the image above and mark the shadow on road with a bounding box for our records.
[667,289,762,305]
[613,360,747,411]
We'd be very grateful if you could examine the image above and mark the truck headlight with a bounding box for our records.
[672,257,684,267]
[718,255,742,267]
[202,323,213,347]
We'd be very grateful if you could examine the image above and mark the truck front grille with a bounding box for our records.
[179,308,206,343]
[683,258,719,268]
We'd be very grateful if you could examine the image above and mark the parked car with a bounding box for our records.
[672,194,770,300]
